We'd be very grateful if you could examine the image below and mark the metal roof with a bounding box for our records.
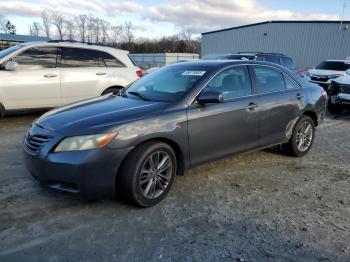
[202,20,350,35]
[0,33,50,42]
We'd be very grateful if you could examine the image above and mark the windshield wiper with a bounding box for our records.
[127,91,151,101]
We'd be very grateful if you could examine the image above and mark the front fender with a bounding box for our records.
[107,109,190,168]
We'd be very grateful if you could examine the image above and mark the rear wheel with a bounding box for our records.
[118,141,177,207]
[327,98,343,115]
[285,115,315,157]
[102,87,121,96]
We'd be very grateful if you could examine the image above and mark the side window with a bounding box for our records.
[62,48,101,68]
[12,47,57,70]
[284,74,299,89]
[101,52,125,67]
[263,55,280,65]
[281,57,296,70]
[253,66,286,94]
[203,66,252,99]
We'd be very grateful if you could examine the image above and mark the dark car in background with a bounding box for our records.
[327,72,350,114]
[305,60,350,90]
[217,52,296,72]
[23,60,327,207]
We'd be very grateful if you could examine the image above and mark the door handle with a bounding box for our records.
[96,72,107,76]
[246,102,259,110]
[44,73,57,78]
[296,93,304,100]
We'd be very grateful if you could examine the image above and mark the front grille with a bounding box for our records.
[311,76,329,82]
[24,132,52,154]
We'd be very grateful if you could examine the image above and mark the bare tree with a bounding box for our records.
[123,21,134,47]
[108,25,123,46]
[41,11,52,38]
[65,18,75,41]
[0,14,7,33]
[75,14,87,42]
[29,22,41,36]
[181,29,194,52]
[86,15,95,43]
[100,19,110,44]
[52,12,65,40]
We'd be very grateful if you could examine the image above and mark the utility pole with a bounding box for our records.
[340,1,346,32]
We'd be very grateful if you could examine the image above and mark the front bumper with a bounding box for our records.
[22,125,132,198]
[332,93,350,106]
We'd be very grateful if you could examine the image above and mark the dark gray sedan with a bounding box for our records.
[23,60,327,207]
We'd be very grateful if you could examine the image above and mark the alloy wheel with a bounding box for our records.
[296,121,313,152]
[139,150,173,199]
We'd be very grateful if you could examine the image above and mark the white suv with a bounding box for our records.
[0,41,142,117]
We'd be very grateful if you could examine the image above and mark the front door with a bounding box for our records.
[187,65,261,166]
[0,46,61,109]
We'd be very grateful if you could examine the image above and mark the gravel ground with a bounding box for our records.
[0,113,349,262]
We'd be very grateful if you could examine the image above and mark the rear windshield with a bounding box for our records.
[0,44,24,59]
[126,65,211,102]
[316,61,350,71]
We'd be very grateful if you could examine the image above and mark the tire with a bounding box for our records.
[327,99,343,115]
[118,141,177,207]
[102,87,121,96]
[285,115,315,157]
[0,103,5,118]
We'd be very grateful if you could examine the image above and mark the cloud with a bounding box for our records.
[0,0,343,36]
[0,0,142,17]
[148,0,340,33]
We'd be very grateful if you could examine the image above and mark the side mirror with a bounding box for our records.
[346,69,350,75]
[197,91,224,104]
[5,61,18,71]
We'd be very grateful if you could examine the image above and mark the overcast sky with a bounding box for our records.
[1,0,349,38]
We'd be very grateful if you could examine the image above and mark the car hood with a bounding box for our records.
[36,95,168,135]
[307,69,345,76]
[333,74,350,85]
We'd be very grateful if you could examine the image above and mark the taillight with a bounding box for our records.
[136,69,143,78]
[321,90,328,101]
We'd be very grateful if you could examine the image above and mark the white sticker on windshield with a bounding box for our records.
[182,71,206,76]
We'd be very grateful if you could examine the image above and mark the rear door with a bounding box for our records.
[187,65,261,165]
[0,46,61,109]
[251,65,303,146]
[60,47,110,104]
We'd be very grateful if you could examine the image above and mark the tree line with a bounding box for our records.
[26,11,200,54]
[0,15,16,34]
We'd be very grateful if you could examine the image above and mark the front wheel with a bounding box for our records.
[285,115,315,157]
[118,141,177,207]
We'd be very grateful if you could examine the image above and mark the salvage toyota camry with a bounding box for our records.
[23,60,327,207]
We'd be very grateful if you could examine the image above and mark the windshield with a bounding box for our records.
[125,65,210,102]
[316,61,350,71]
[0,44,24,59]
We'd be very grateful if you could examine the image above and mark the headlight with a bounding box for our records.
[54,132,118,152]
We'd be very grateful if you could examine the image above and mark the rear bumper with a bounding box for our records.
[23,145,132,198]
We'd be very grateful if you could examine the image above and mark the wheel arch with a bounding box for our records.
[302,110,318,126]
[117,137,186,181]
[100,85,124,96]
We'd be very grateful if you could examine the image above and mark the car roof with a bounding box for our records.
[19,41,129,55]
[169,59,286,70]
[324,60,349,62]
